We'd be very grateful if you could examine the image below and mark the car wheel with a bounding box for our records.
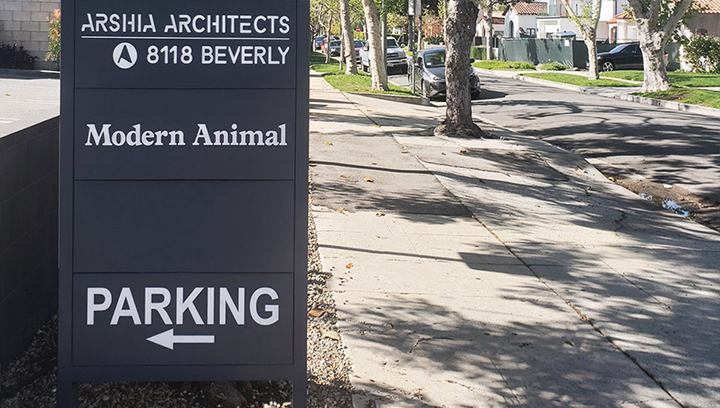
[601,61,615,72]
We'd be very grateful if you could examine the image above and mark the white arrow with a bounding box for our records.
[146,328,215,350]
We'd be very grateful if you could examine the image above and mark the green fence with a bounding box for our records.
[499,38,682,70]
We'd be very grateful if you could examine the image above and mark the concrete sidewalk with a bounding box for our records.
[309,71,720,408]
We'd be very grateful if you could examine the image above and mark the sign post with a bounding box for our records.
[59,0,308,406]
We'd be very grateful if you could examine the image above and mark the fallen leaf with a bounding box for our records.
[608,176,616,182]
[401,151,409,154]
[374,124,381,127]
[376,212,385,217]
[371,162,378,165]
[309,130,320,133]
[320,327,340,340]
[441,152,446,155]
[336,208,347,215]
[576,166,586,173]
[364,177,374,183]
[340,174,350,178]
[324,141,333,146]
[346,262,354,269]
[459,150,467,154]
[308,308,328,317]
[309,163,317,167]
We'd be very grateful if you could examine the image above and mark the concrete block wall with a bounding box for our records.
[0,0,60,70]
[0,111,59,371]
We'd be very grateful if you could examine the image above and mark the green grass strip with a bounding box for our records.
[323,73,414,96]
[602,70,720,87]
[473,60,536,70]
[522,72,639,87]
[310,51,343,73]
[634,89,720,109]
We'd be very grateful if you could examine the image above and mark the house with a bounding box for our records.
[504,2,548,38]
[685,0,720,37]
[607,0,719,43]
[536,0,586,39]
[607,11,638,43]
[476,14,506,45]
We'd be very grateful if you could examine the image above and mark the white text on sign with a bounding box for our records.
[87,286,280,326]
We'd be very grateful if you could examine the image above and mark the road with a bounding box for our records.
[473,74,720,203]
[390,71,720,206]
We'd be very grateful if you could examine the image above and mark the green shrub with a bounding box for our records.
[470,46,486,60]
[537,61,568,71]
[425,35,444,45]
[473,60,536,70]
[0,44,37,69]
[683,34,720,74]
[46,9,61,66]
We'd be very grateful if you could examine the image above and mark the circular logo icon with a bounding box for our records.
[113,42,138,69]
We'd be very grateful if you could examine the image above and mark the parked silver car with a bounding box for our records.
[410,48,481,100]
[359,37,408,74]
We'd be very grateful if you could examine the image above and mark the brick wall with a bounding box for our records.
[0,110,59,371]
[0,0,60,70]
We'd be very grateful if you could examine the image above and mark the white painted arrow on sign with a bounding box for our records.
[146,329,215,350]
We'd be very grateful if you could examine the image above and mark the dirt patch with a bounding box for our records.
[613,177,720,232]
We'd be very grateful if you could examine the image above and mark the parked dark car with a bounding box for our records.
[410,48,481,100]
[329,40,341,56]
[595,42,643,72]
[314,36,325,50]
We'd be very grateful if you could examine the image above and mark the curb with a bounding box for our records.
[0,68,60,79]
[610,93,720,118]
[475,67,720,119]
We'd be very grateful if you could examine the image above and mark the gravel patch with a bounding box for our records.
[0,198,353,408]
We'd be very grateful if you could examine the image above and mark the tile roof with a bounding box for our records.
[694,0,720,13]
[608,11,632,23]
[511,2,548,15]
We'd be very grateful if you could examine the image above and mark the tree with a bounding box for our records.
[561,0,602,79]
[360,0,388,90]
[626,0,694,91]
[435,0,487,138]
[340,0,358,74]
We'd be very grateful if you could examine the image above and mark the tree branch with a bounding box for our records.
[662,0,694,38]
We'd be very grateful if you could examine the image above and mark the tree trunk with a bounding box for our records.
[340,0,357,74]
[560,0,600,80]
[325,20,331,63]
[638,26,671,91]
[627,0,692,91]
[585,37,599,80]
[360,0,388,90]
[435,0,487,138]
[484,3,494,61]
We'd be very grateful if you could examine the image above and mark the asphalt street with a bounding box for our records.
[390,71,720,204]
[473,74,720,203]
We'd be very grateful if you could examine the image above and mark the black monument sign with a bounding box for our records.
[59,0,308,406]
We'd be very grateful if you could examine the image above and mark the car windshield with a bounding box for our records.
[423,51,445,67]
[387,38,399,48]
[330,40,341,46]
[354,40,365,47]
[608,44,630,54]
